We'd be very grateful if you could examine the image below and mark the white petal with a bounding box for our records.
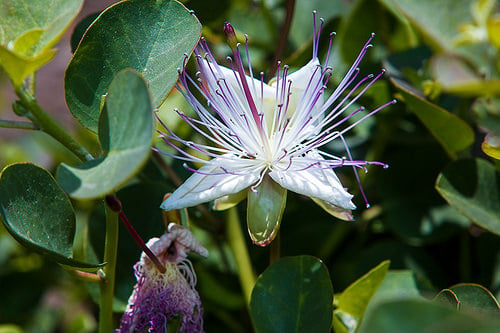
[200,60,275,107]
[269,153,355,210]
[277,58,325,138]
[283,57,322,92]
[311,197,354,221]
[161,160,260,211]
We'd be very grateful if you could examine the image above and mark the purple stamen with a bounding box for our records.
[224,23,265,135]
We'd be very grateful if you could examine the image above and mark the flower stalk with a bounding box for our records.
[105,195,166,273]
[99,202,119,333]
[226,207,256,304]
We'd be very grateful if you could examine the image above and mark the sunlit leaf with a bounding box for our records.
[431,55,500,97]
[0,163,100,268]
[333,261,390,333]
[57,69,153,199]
[0,0,83,86]
[65,0,201,132]
[250,256,333,333]
[436,158,500,235]
[357,269,423,332]
[482,133,500,160]
[390,77,474,156]
[377,0,472,51]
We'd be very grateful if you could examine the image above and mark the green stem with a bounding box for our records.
[14,86,92,162]
[0,119,39,130]
[99,203,120,333]
[226,207,256,304]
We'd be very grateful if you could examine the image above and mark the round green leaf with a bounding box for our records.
[391,77,474,156]
[0,163,99,268]
[436,158,500,236]
[448,283,500,315]
[65,0,201,132]
[57,69,153,199]
[250,256,333,333]
[0,0,83,86]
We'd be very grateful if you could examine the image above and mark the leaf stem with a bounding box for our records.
[14,86,92,162]
[69,270,103,283]
[226,207,256,304]
[99,203,120,333]
[0,119,39,130]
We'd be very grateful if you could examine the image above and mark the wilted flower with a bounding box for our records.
[119,223,208,333]
[157,15,395,246]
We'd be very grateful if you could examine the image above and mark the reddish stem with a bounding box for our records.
[105,195,166,273]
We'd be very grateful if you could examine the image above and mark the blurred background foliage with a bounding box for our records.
[1,0,500,332]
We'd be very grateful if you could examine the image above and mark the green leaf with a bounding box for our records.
[436,158,500,236]
[57,69,153,199]
[247,175,287,246]
[435,283,500,315]
[359,270,422,328]
[0,163,99,268]
[360,299,500,333]
[390,77,474,156]
[378,0,472,52]
[333,261,390,333]
[65,0,201,132]
[250,256,333,333]
[0,324,22,333]
[0,46,57,87]
[482,133,500,160]
[430,55,500,97]
[0,0,83,86]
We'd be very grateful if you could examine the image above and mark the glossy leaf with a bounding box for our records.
[250,256,333,333]
[65,0,201,132]
[435,283,500,315]
[436,158,500,235]
[360,299,500,333]
[57,69,153,199]
[0,0,83,86]
[247,175,287,246]
[0,163,99,268]
[391,77,474,156]
[333,261,390,333]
